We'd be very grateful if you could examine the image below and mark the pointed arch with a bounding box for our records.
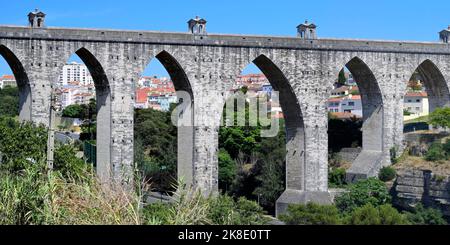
[410,59,450,112]
[140,49,195,187]
[344,56,383,152]
[68,47,111,182]
[332,56,384,182]
[155,50,193,97]
[0,44,32,121]
[234,54,306,191]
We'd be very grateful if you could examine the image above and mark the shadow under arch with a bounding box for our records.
[239,54,306,191]
[412,59,450,112]
[146,50,195,187]
[342,56,384,182]
[73,47,112,182]
[0,44,32,121]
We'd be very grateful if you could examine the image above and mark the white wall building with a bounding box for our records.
[404,91,429,120]
[328,94,362,118]
[0,75,16,89]
[58,62,93,86]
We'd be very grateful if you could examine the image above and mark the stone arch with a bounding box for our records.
[70,47,112,183]
[0,44,32,121]
[140,49,195,187]
[253,54,306,190]
[409,59,450,113]
[335,56,384,181]
[229,53,306,191]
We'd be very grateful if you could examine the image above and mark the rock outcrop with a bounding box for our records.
[393,169,450,216]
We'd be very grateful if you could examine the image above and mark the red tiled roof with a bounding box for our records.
[328,97,343,102]
[136,88,152,104]
[331,112,361,119]
[405,91,427,97]
[1,75,14,80]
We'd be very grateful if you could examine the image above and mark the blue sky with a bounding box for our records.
[1,0,449,76]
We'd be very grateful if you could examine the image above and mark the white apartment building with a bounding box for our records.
[0,75,16,89]
[328,94,362,118]
[58,62,93,86]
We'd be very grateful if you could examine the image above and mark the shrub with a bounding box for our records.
[429,107,450,129]
[442,139,450,155]
[218,149,236,192]
[208,195,268,225]
[378,166,396,182]
[141,189,269,225]
[404,204,447,225]
[279,203,342,225]
[335,178,391,213]
[346,204,408,225]
[329,168,346,187]
[424,142,446,161]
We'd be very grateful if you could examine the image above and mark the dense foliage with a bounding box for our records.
[429,107,450,129]
[328,167,346,187]
[61,98,96,120]
[0,116,268,224]
[218,98,286,213]
[134,107,177,192]
[335,178,391,213]
[280,178,447,225]
[0,86,19,117]
[279,203,342,225]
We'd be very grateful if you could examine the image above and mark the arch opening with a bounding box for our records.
[0,45,31,121]
[218,55,305,214]
[133,50,193,194]
[402,60,450,160]
[53,48,111,182]
[328,57,384,184]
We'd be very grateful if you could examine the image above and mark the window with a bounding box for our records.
[416,99,420,102]
[416,107,420,111]
[407,100,412,102]
[348,102,355,106]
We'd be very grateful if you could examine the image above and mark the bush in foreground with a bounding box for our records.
[335,178,391,213]
[404,204,447,225]
[378,166,396,182]
[279,203,341,225]
[345,204,408,225]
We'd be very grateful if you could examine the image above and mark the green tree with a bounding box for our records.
[218,149,236,192]
[62,104,85,118]
[134,107,177,191]
[424,142,447,161]
[337,69,347,86]
[0,116,47,172]
[0,86,19,117]
[335,178,391,213]
[429,107,450,129]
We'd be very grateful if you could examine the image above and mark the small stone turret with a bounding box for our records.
[439,25,450,43]
[297,20,317,39]
[28,9,46,28]
[188,16,207,35]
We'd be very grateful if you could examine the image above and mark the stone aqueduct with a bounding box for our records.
[1,17,450,214]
